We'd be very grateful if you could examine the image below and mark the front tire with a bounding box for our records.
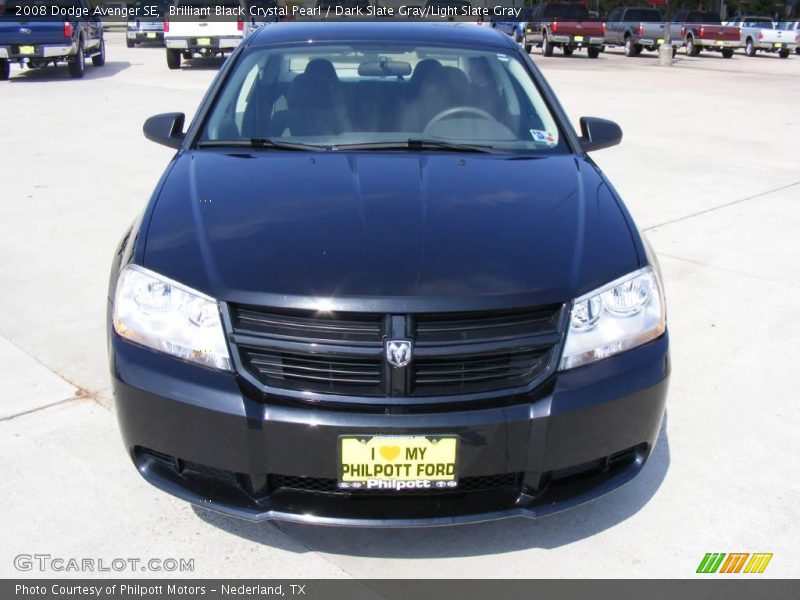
[126,38,135,49]
[92,38,106,67]
[0,58,9,81]
[166,48,181,70]
[68,42,85,78]
[779,48,790,58]
[524,43,532,53]
[587,46,601,59]
[542,34,554,57]
[721,48,734,59]
[562,46,573,56]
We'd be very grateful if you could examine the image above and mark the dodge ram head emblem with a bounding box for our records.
[386,340,413,368]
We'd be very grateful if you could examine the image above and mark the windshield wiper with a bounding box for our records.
[196,138,327,152]
[332,139,497,154]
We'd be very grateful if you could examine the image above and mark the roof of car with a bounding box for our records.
[246,22,517,49]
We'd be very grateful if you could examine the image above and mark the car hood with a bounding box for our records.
[142,150,641,310]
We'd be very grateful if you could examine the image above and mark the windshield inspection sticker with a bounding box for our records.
[530,129,556,146]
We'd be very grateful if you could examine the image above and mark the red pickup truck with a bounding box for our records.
[525,3,605,58]
[673,10,740,58]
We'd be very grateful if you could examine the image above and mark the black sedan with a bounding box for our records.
[108,22,669,526]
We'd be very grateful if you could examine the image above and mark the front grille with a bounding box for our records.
[228,304,565,406]
[413,306,561,345]
[272,473,522,495]
[240,347,383,396]
[412,347,552,395]
[231,305,383,346]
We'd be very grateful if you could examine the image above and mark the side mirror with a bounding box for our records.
[579,116,623,153]
[143,112,186,149]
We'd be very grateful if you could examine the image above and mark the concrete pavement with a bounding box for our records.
[1,33,798,578]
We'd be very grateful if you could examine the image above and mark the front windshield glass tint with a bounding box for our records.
[200,43,566,153]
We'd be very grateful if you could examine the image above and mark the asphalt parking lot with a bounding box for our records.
[1,31,799,579]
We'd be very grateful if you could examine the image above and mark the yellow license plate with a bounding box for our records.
[573,35,584,42]
[774,43,783,47]
[339,435,459,491]
[196,37,211,46]
[715,40,725,46]
[19,45,35,55]
[147,32,156,39]
[657,38,664,44]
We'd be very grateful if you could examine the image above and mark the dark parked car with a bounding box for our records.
[0,0,105,80]
[109,23,669,526]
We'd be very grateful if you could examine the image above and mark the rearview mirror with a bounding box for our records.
[579,117,623,153]
[358,60,412,78]
[143,113,186,149]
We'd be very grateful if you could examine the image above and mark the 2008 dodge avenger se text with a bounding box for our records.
[107,22,669,526]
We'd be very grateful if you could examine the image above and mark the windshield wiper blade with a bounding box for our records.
[196,138,326,151]
[333,139,497,154]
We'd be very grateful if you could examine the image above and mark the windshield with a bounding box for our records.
[200,43,567,154]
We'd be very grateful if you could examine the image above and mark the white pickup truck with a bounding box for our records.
[164,0,252,69]
[727,16,799,58]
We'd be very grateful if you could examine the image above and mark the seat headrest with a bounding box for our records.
[438,67,470,93]
[468,57,494,87]
[288,59,342,109]
[409,59,442,89]
[304,58,339,84]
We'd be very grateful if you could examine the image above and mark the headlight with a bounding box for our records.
[112,265,232,371]
[559,267,665,370]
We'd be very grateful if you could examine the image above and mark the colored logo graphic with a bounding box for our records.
[696,553,773,574]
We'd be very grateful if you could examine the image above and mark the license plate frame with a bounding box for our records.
[19,45,35,55]
[715,40,725,46]
[573,35,584,42]
[338,434,459,492]
[774,43,783,48]
[196,37,211,46]
[147,32,156,39]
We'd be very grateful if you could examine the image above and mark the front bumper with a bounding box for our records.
[111,330,669,526]
[165,36,242,51]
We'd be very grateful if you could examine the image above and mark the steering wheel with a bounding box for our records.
[423,106,495,132]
